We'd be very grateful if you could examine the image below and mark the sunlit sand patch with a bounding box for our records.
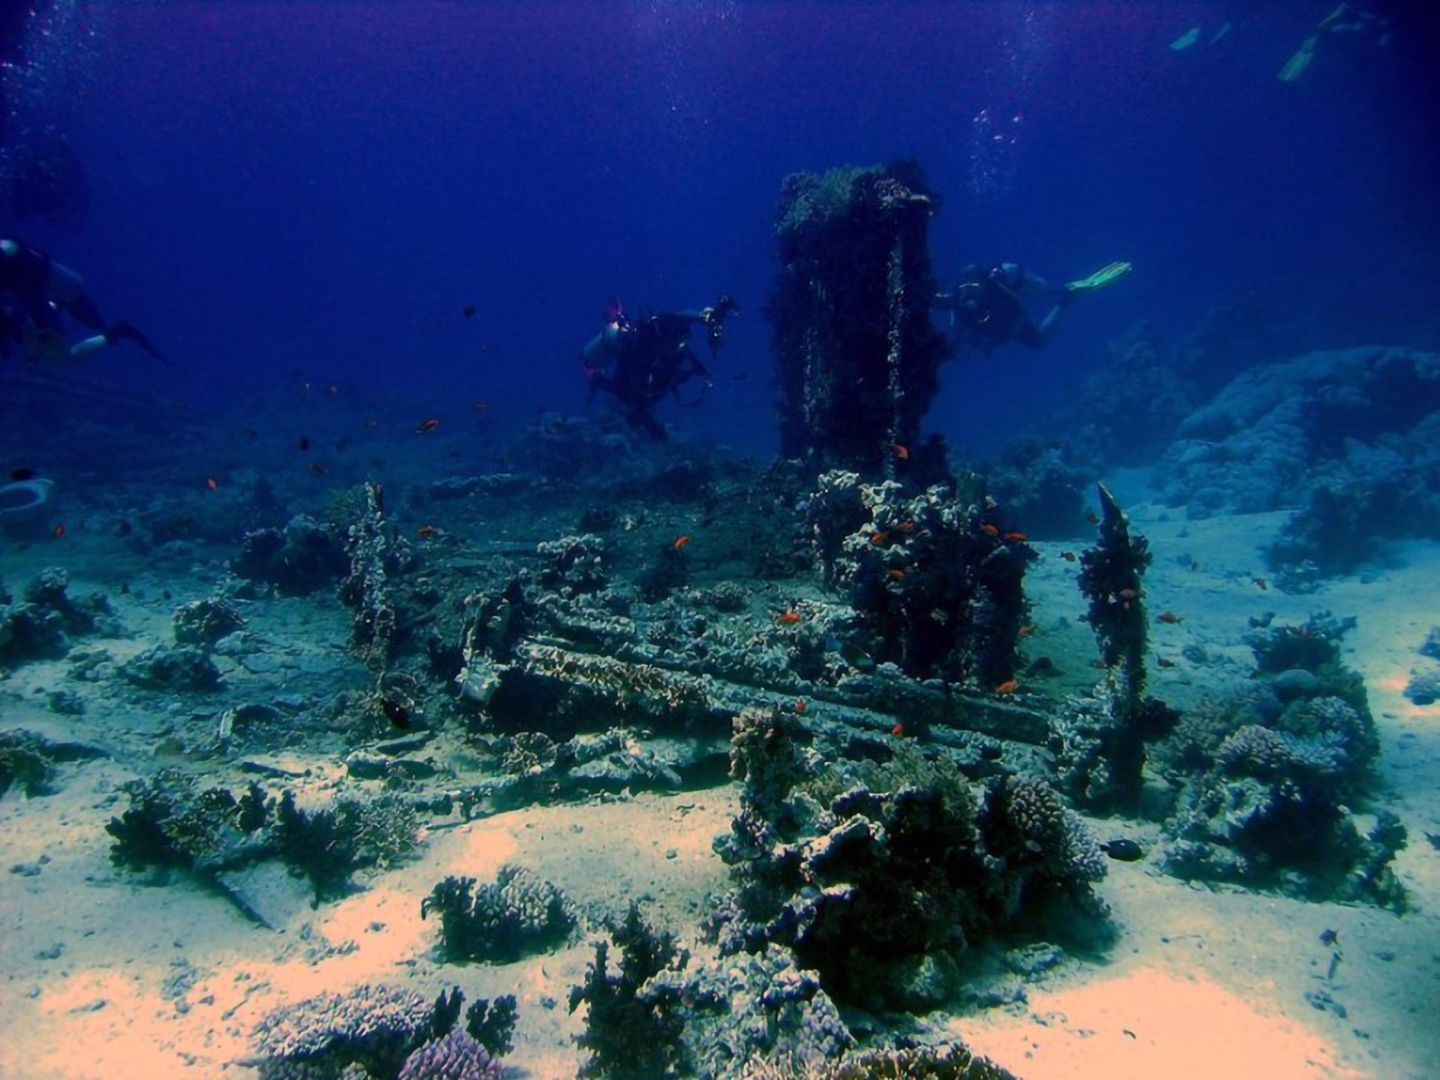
[34,971,219,1079]
[957,968,1362,1080]
[312,884,433,971]
[449,820,522,875]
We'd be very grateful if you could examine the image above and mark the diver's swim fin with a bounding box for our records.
[1064,261,1133,293]
[1278,33,1318,81]
[1169,26,1201,51]
[108,319,171,365]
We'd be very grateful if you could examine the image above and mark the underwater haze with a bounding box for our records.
[5,1,1437,454]
[3,3,1440,1079]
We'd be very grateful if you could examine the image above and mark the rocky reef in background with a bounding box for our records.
[1151,346,1440,585]
[1001,340,1440,587]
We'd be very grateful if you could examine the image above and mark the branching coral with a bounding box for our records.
[742,1041,1017,1079]
[0,729,59,798]
[396,1031,502,1080]
[250,983,441,1079]
[421,866,574,963]
[108,776,416,904]
[569,905,691,1080]
[977,776,1107,919]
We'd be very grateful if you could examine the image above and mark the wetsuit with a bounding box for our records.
[584,311,710,441]
[950,264,1046,351]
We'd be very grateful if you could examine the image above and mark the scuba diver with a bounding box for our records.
[582,294,738,441]
[0,237,167,365]
[936,261,1131,352]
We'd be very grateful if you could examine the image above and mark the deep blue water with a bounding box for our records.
[4,0,1438,460]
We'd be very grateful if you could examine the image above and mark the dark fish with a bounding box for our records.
[1423,831,1440,851]
[380,697,411,729]
[1318,928,1340,947]
[10,466,37,481]
[1100,839,1145,862]
[462,303,477,318]
[297,436,311,452]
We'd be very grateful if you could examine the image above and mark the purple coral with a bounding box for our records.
[398,1031,502,1080]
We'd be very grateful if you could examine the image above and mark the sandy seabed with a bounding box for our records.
[1,485,1436,1080]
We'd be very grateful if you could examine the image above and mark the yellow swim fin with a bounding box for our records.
[1064,261,1133,293]
[1169,26,1202,51]
[1279,33,1319,81]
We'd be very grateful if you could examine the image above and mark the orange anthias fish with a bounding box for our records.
[888,567,906,581]
[895,520,915,532]
[891,722,906,737]
[1018,624,1035,637]
[205,477,218,490]
[416,417,441,434]
[777,611,802,625]
[416,525,439,537]
[53,523,66,539]
[980,524,999,537]
[1085,509,1100,525]
[1003,531,1028,543]
[1157,612,1184,624]
[673,534,691,550]
[994,679,1020,694]
[471,399,490,413]
[794,700,808,714]
[870,531,889,545]
[892,442,909,460]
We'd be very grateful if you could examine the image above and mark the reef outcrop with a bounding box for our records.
[1152,346,1440,580]
[1156,612,1403,908]
[769,161,950,476]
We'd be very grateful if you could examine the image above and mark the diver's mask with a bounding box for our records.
[602,316,636,350]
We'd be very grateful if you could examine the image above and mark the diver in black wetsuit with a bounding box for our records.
[0,237,167,365]
[582,294,737,441]
[937,260,1131,353]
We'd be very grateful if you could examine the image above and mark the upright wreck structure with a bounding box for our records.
[768,160,950,476]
